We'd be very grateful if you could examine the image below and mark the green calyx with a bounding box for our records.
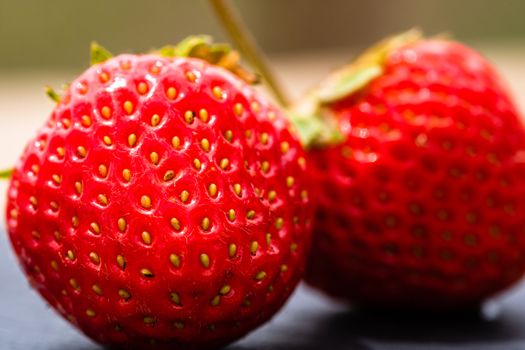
[156,35,259,84]
[90,41,113,66]
[0,168,13,179]
[45,86,61,103]
[290,29,422,149]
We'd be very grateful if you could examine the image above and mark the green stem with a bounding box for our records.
[208,0,290,107]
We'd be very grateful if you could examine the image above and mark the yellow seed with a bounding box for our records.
[260,133,269,145]
[199,109,209,122]
[99,71,110,82]
[174,321,185,329]
[89,252,100,265]
[266,233,272,245]
[267,111,277,120]
[201,218,211,231]
[200,138,210,152]
[170,292,181,305]
[140,195,152,209]
[137,82,148,95]
[301,190,308,201]
[92,284,103,295]
[150,114,160,126]
[227,209,236,221]
[224,130,233,142]
[118,289,131,300]
[208,184,218,197]
[286,176,294,187]
[29,196,38,207]
[141,268,154,277]
[50,260,59,271]
[74,181,82,194]
[275,217,284,229]
[268,190,277,201]
[31,164,39,174]
[212,86,223,99]
[166,86,177,99]
[169,253,181,267]
[210,295,221,306]
[128,134,137,147]
[123,101,134,114]
[62,118,71,129]
[186,71,196,82]
[170,217,181,231]
[280,264,288,272]
[98,194,108,206]
[150,152,159,165]
[90,222,101,234]
[69,278,79,290]
[103,135,112,146]
[86,309,96,317]
[72,216,79,228]
[50,174,61,185]
[219,285,231,295]
[150,64,161,74]
[247,210,255,220]
[245,130,252,139]
[280,142,290,154]
[76,146,87,158]
[180,190,189,203]
[144,317,155,325]
[234,103,243,116]
[81,115,92,127]
[228,243,237,258]
[122,169,131,182]
[172,136,181,148]
[250,241,258,254]
[141,231,152,245]
[255,271,267,281]
[56,147,65,158]
[117,218,126,232]
[116,255,126,269]
[251,101,260,112]
[290,242,298,252]
[193,158,201,170]
[31,230,41,240]
[98,164,108,178]
[184,110,194,124]
[200,254,210,268]
[101,106,111,119]
[233,183,242,196]
[261,161,270,173]
[220,158,230,170]
[67,250,76,260]
[163,170,175,181]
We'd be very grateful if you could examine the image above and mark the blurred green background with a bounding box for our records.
[2,0,525,70]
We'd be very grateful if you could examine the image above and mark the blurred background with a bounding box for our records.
[2,0,525,200]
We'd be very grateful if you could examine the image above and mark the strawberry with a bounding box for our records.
[295,30,525,309]
[4,36,312,348]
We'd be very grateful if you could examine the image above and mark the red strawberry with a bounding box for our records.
[4,37,312,348]
[295,30,525,309]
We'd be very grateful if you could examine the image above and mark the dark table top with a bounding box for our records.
[2,231,525,350]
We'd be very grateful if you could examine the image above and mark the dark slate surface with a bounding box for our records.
[2,231,525,350]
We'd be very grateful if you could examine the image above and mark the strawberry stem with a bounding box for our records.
[208,0,290,106]
[0,168,12,179]
[45,86,61,103]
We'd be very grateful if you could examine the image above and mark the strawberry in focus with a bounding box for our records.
[4,37,312,348]
[297,31,525,309]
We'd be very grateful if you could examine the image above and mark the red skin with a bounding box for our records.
[306,40,525,309]
[5,55,312,348]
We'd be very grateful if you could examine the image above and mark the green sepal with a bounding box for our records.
[318,28,422,104]
[156,35,258,84]
[0,168,13,179]
[45,86,61,103]
[90,42,113,66]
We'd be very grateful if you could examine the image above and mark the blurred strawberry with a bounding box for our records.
[4,36,312,348]
[294,30,525,309]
